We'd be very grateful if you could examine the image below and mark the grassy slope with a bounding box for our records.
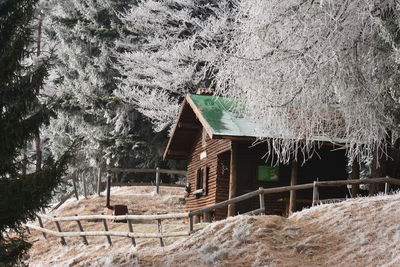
[27,187,400,267]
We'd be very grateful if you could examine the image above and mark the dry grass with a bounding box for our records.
[26,186,190,266]
[26,188,400,267]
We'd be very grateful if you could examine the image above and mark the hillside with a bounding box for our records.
[26,187,400,266]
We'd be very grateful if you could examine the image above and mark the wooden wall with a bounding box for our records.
[186,129,231,217]
[215,151,231,219]
[185,136,347,219]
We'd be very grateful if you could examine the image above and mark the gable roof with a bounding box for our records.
[187,94,257,138]
[164,94,347,160]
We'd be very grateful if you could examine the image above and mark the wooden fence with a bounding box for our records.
[27,176,400,247]
[52,168,187,210]
[98,167,187,198]
[25,212,189,247]
[187,176,400,230]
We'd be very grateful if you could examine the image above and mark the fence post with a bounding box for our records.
[312,181,319,206]
[75,214,88,245]
[157,219,164,247]
[106,170,112,208]
[156,167,160,195]
[82,173,87,199]
[72,176,79,200]
[102,213,112,246]
[53,217,66,246]
[258,187,265,215]
[127,219,136,246]
[37,216,47,239]
[188,214,194,234]
[385,182,390,195]
[97,167,102,196]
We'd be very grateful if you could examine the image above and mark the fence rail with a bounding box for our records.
[27,176,400,247]
[39,213,189,221]
[25,212,190,247]
[188,177,399,231]
[311,177,400,206]
[98,167,187,198]
[25,223,188,238]
[101,168,187,175]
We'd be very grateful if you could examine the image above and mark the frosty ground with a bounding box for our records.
[27,186,400,266]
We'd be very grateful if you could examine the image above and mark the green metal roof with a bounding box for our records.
[189,94,257,138]
[188,94,348,143]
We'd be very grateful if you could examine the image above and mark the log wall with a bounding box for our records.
[186,129,231,218]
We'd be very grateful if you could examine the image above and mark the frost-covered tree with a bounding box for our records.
[115,0,237,131]
[40,0,166,187]
[213,0,400,164]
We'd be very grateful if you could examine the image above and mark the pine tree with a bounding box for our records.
[40,0,166,188]
[0,0,67,264]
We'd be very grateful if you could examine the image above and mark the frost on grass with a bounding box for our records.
[200,243,228,265]
[232,221,252,243]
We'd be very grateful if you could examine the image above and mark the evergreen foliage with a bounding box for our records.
[0,0,68,264]
[38,0,167,188]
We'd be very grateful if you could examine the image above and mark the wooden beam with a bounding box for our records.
[351,158,360,197]
[178,122,201,129]
[39,212,189,222]
[72,176,79,200]
[258,187,265,215]
[102,214,112,246]
[351,159,360,197]
[102,168,187,175]
[106,172,112,208]
[97,167,102,196]
[289,160,298,215]
[228,143,237,217]
[185,95,214,139]
[37,216,47,239]
[82,174,87,199]
[157,219,164,247]
[155,167,160,195]
[25,223,189,238]
[315,177,400,187]
[312,181,319,206]
[53,218,66,245]
[188,215,194,234]
[75,215,88,245]
[127,219,136,246]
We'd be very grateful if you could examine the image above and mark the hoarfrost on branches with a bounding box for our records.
[213,0,400,162]
[39,0,166,188]
[115,0,237,132]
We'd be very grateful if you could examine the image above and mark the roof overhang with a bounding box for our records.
[163,94,349,160]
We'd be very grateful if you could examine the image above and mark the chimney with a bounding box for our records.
[196,88,215,95]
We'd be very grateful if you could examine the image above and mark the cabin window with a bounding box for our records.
[257,165,279,182]
[195,167,209,197]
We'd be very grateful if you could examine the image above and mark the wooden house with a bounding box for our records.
[164,92,350,221]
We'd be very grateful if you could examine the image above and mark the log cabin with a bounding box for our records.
[164,91,351,222]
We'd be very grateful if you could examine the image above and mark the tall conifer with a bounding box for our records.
[0,0,67,264]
